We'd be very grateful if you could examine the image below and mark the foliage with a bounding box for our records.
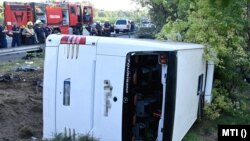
[135,0,250,121]
[184,84,250,139]
[94,9,148,24]
[132,0,195,32]
[204,85,233,120]
[153,0,250,120]
[134,26,157,39]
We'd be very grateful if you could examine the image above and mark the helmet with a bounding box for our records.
[27,21,33,26]
[35,20,42,25]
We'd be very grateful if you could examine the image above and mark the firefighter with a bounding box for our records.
[34,20,46,44]
[95,21,102,36]
[130,21,135,32]
[83,7,91,22]
[0,23,8,48]
[89,23,97,36]
[43,24,51,38]
[11,22,21,47]
[110,23,115,33]
[22,21,38,45]
[86,23,92,33]
[73,23,83,35]
[20,25,26,45]
[103,21,111,37]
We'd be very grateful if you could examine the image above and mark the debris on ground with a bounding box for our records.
[0,70,43,141]
[36,80,43,94]
[0,73,20,82]
[25,61,34,65]
[16,65,38,72]
[36,80,43,88]
[0,73,12,82]
[22,51,43,60]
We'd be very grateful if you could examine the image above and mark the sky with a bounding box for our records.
[3,0,137,11]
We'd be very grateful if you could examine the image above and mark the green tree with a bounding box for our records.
[137,0,250,119]
[93,9,148,24]
[133,0,194,31]
[98,10,106,17]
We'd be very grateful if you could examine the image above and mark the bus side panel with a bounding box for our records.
[43,47,59,139]
[55,44,96,134]
[172,49,206,141]
[93,55,126,141]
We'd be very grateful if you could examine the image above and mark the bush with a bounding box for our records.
[204,85,233,120]
[134,26,157,39]
[156,0,250,120]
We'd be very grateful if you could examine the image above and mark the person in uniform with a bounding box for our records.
[22,21,38,45]
[95,21,102,36]
[83,7,91,22]
[11,22,21,47]
[43,24,51,38]
[0,23,8,48]
[34,20,46,44]
[130,21,135,32]
[20,25,26,45]
[103,21,111,37]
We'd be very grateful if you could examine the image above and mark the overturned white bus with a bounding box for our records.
[43,34,214,141]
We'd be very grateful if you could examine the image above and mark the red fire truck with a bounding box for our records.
[3,1,93,34]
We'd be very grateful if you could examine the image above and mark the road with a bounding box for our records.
[0,53,26,62]
[115,33,135,38]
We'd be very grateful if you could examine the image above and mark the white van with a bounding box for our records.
[114,19,131,33]
[43,34,214,141]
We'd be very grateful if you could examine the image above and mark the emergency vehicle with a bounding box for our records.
[43,34,215,141]
[3,2,93,34]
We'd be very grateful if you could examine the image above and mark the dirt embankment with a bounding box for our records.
[0,70,43,141]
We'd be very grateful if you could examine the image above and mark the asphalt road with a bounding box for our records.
[0,53,26,62]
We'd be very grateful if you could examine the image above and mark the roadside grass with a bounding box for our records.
[0,54,44,73]
[183,84,250,141]
[47,133,99,141]
[182,130,200,141]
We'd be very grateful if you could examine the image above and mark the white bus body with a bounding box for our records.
[43,34,213,141]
